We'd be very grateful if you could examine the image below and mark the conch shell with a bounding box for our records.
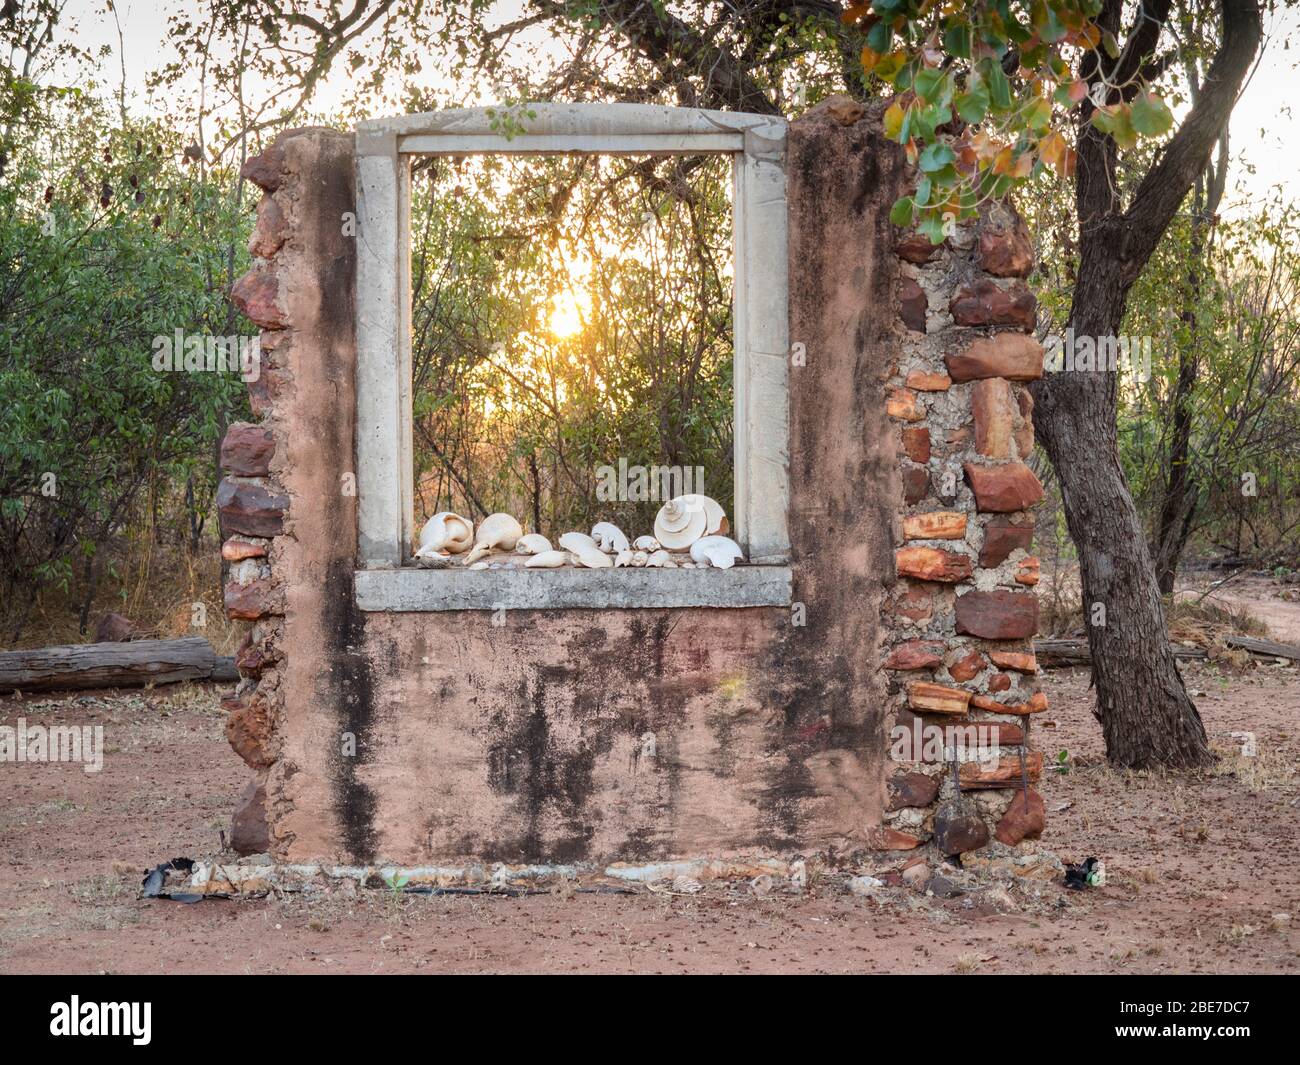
[524,549,568,568]
[559,531,612,569]
[416,511,474,557]
[515,533,553,555]
[464,512,523,565]
[650,496,712,548]
[689,535,744,569]
[677,495,727,535]
[591,521,629,553]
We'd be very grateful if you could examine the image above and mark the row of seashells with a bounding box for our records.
[415,495,745,570]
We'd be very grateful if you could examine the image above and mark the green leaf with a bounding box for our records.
[917,142,955,172]
[913,67,946,104]
[866,20,892,54]
[955,81,990,124]
[918,212,947,244]
[942,22,971,59]
[981,58,1012,111]
[889,196,915,227]
[1130,92,1174,137]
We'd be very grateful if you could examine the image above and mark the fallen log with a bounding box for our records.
[1034,638,1208,669]
[0,637,238,693]
[1223,635,1300,661]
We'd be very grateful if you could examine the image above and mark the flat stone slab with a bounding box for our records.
[354,565,793,611]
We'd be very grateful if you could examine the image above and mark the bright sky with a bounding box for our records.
[45,0,1300,216]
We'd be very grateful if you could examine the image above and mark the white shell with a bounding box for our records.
[644,549,676,568]
[690,535,744,569]
[515,533,553,555]
[559,531,612,568]
[632,535,660,551]
[524,549,568,568]
[614,549,634,568]
[469,561,490,570]
[653,497,708,550]
[464,512,523,564]
[677,494,727,535]
[630,550,648,567]
[590,522,629,553]
[416,511,474,557]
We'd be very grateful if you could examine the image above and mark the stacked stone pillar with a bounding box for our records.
[880,200,1048,855]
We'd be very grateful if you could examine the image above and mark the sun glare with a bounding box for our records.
[548,288,588,338]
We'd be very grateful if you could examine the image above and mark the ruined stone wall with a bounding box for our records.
[216,100,1045,869]
[883,195,1048,854]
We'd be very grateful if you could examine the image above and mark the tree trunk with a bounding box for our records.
[1033,233,1212,769]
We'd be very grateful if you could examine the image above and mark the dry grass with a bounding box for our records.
[4,537,243,653]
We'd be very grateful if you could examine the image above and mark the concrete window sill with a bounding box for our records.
[354,565,793,611]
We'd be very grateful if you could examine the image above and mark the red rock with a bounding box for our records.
[901,716,1024,761]
[946,332,1045,381]
[887,770,940,811]
[893,583,934,622]
[896,231,941,264]
[948,649,986,683]
[217,479,288,537]
[902,511,966,540]
[246,365,289,418]
[224,578,281,621]
[989,650,1037,673]
[907,681,971,715]
[905,369,951,391]
[949,279,1036,330]
[971,378,1017,459]
[979,519,1034,566]
[955,589,1039,639]
[94,612,137,643]
[249,195,288,258]
[977,212,1034,278]
[823,95,867,125]
[988,672,1012,692]
[970,691,1049,715]
[1015,388,1035,457]
[222,691,276,768]
[231,265,286,329]
[1015,556,1041,586]
[235,638,272,677]
[231,777,270,855]
[866,828,924,851]
[899,277,927,333]
[887,387,924,421]
[995,788,1045,845]
[884,640,944,671]
[222,538,268,562]
[933,804,989,856]
[960,751,1043,789]
[896,546,972,583]
[964,461,1044,512]
[902,466,928,505]
[901,426,931,464]
[221,422,276,477]
[241,144,286,191]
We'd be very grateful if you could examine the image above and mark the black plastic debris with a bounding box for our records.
[1064,856,1105,890]
[141,857,210,903]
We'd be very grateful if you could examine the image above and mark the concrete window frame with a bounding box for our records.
[353,104,791,611]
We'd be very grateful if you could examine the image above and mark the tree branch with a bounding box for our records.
[1120,0,1262,279]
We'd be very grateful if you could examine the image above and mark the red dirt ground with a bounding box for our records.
[2,593,1298,974]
